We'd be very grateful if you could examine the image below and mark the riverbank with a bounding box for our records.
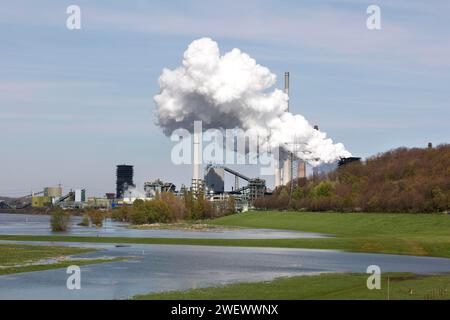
[135,272,450,300]
[208,211,450,258]
[0,208,89,216]
[0,208,49,214]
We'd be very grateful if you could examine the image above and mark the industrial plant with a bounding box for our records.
[1,72,358,213]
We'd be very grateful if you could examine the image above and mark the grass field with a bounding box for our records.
[209,211,450,258]
[135,272,450,300]
[0,243,123,275]
[0,243,94,266]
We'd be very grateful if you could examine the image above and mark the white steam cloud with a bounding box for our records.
[154,38,351,164]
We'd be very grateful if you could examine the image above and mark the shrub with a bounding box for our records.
[88,210,104,227]
[78,215,90,227]
[112,206,132,222]
[310,181,335,198]
[130,200,149,224]
[158,192,185,221]
[50,209,70,232]
[152,199,173,223]
[226,196,236,215]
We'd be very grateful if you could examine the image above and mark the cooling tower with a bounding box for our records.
[297,161,306,179]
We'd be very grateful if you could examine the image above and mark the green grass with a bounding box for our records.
[0,243,95,266]
[0,234,344,249]
[0,243,124,275]
[135,273,450,300]
[1,211,449,258]
[0,258,126,276]
[210,212,450,237]
[208,211,450,258]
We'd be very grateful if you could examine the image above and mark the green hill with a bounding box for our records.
[256,144,450,213]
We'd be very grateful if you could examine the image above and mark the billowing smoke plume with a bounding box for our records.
[154,38,351,164]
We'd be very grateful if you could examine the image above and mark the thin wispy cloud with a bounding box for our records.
[85,3,449,68]
[0,0,448,194]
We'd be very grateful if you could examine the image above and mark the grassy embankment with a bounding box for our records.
[1,211,449,258]
[208,211,450,258]
[135,272,450,300]
[0,244,124,275]
[133,212,450,300]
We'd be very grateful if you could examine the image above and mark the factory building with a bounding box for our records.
[87,197,110,209]
[201,164,266,210]
[74,189,86,203]
[31,185,63,207]
[144,179,176,198]
[204,165,225,194]
[31,196,52,207]
[116,165,134,198]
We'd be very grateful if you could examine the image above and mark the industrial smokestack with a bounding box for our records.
[192,121,202,189]
[312,125,319,178]
[284,72,289,109]
[281,72,292,186]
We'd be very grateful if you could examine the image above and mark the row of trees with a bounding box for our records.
[50,192,237,230]
[112,191,236,225]
[254,145,450,213]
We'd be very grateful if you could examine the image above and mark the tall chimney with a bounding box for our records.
[284,72,289,110]
[312,125,319,178]
[282,72,292,186]
[192,121,202,192]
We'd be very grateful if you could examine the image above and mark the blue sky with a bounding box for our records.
[1,0,449,196]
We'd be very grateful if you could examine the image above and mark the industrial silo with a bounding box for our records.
[44,186,62,198]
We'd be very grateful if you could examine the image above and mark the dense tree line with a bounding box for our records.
[112,191,236,224]
[254,145,450,213]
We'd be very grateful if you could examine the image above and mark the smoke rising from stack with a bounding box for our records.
[154,38,351,165]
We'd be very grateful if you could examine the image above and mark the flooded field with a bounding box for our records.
[1,241,450,299]
[0,213,326,239]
